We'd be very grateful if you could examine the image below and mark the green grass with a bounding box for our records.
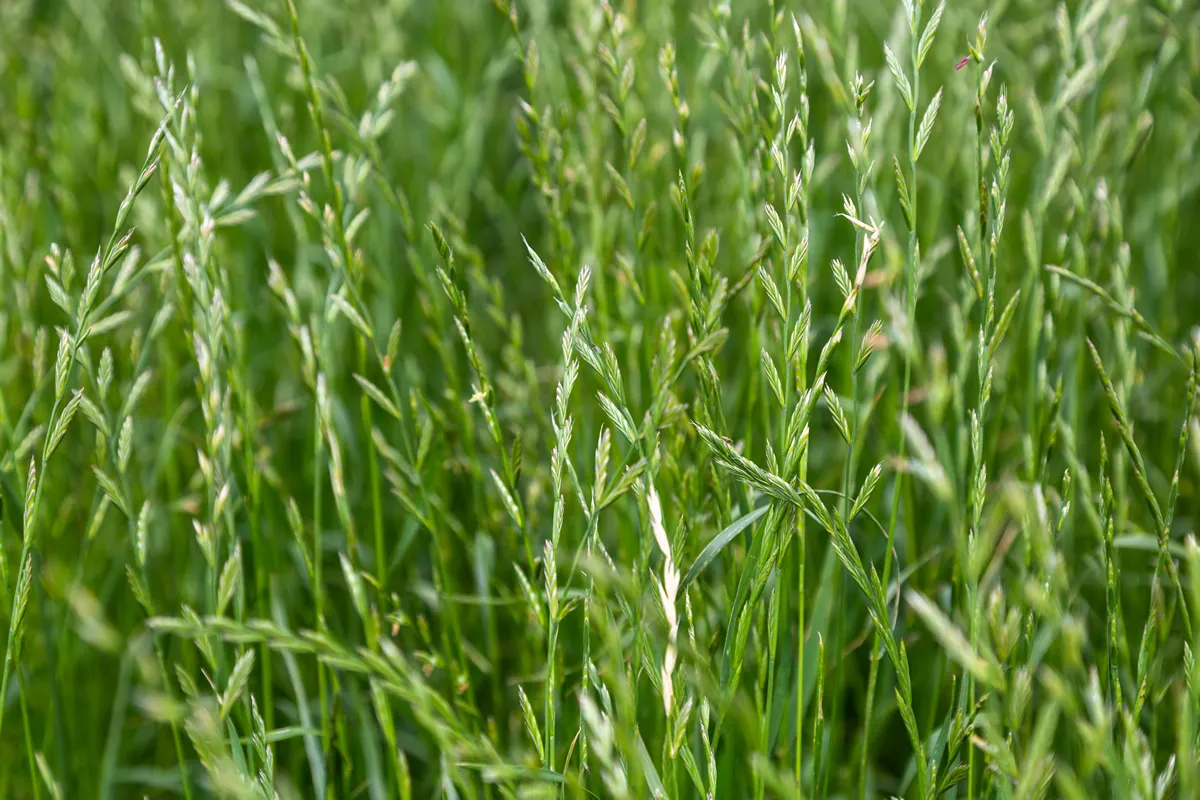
[1,0,1199,796]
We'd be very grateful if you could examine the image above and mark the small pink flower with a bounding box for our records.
[955,56,971,71]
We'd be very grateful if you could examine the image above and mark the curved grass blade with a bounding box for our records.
[681,504,770,591]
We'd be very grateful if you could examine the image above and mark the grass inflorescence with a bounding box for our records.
[1,0,1199,797]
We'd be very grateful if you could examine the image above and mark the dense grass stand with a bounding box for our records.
[0,0,1197,797]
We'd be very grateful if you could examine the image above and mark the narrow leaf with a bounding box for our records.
[682,504,771,590]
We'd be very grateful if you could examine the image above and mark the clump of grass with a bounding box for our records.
[1,0,1199,797]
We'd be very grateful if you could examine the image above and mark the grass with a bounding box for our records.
[0,0,1199,796]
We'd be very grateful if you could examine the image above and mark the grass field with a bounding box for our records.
[1,0,1199,797]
